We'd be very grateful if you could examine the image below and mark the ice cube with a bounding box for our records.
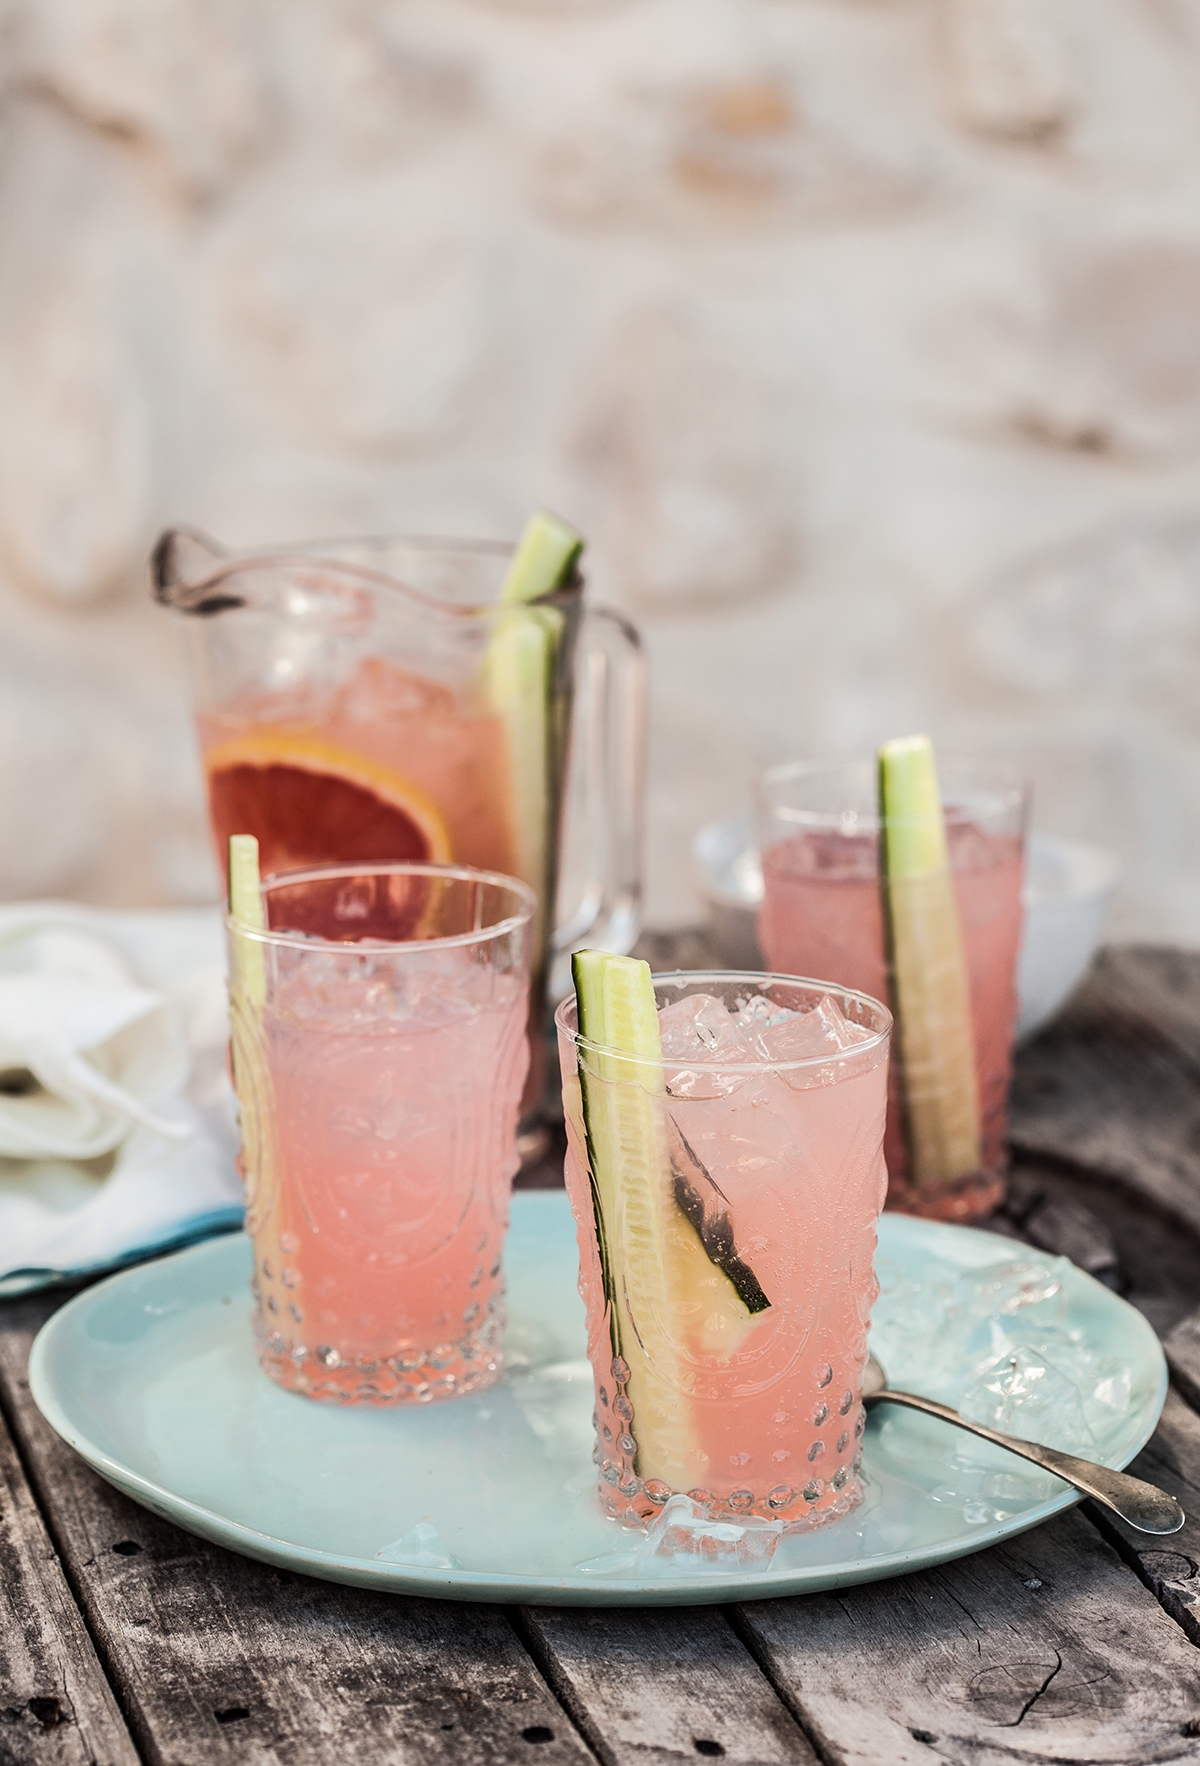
[575,1546,641,1574]
[658,995,758,1099]
[376,1521,462,1569]
[658,995,757,1062]
[633,1495,783,1574]
[960,1345,1096,1452]
[952,1257,1069,1322]
[339,658,456,723]
[746,995,874,1062]
[870,1246,1124,1464]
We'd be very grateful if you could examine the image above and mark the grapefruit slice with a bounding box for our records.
[205,732,453,883]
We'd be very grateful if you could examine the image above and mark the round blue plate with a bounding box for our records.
[28,1191,1167,1606]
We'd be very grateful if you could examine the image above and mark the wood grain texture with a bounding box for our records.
[732,1508,1200,1766]
[1087,1387,1200,1650]
[0,1403,138,1766]
[1165,1311,1200,1417]
[4,941,1200,1766]
[0,1299,593,1766]
[1010,947,1200,1246]
[1084,947,1200,1075]
[517,1606,817,1766]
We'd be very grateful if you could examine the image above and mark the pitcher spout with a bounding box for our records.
[151,527,243,615]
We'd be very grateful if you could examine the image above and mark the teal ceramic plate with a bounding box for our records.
[29,1192,1166,1607]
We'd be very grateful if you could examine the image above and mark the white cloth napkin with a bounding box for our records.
[0,911,191,1157]
[0,903,242,1291]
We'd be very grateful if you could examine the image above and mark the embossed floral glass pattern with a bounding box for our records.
[226,862,533,1404]
[555,971,891,1534]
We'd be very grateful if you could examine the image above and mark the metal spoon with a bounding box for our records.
[863,1353,1184,1535]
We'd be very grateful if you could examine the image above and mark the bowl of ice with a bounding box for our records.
[692,811,1117,1044]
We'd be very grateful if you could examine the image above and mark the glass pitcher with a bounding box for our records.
[152,527,646,1103]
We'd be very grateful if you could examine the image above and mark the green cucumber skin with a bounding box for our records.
[571,951,772,1354]
[571,949,626,1364]
[666,1115,771,1314]
[670,1171,771,1317]
[501,511,584,606]
[877,741,923,1187]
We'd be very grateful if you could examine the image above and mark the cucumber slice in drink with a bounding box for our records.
[499,509,583,607]
[485,512,582,957]
[227,834,275,1234]
[485,602,562,947]
[878,736,981,1186]
[571,951,770,1490]
[228,833,265,1009]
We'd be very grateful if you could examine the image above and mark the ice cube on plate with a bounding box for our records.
[952,1257,1069,1322]
[961,1345,1096,1451]
[634,1495,783,1573]
[376,1521,462,1569]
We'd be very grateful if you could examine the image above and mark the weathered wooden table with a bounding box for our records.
[7,945,1200,1766]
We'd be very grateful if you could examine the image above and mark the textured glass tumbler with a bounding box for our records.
[556,971,890,1533]
[756,758,1027,1223]
[226,862,534,1404]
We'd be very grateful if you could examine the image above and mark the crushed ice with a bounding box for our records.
[868,1250,1136,1525]
[376,1521,462,1569]
[576,1495,783,1576]
[658,992,875,1099]
[870,1249,1136,1524]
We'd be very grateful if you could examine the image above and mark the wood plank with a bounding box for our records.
[1084,946,1200,1075]
[733,1507,1200,1766]
[1085,1387,1200,1650]
[1004,1153,1200,1339]
[0,1397,139,1766]
[1165,1310,1200,1417]
[517,1606,818,1766]
[0,1297,595,1766]
[1010,947,1200,1243]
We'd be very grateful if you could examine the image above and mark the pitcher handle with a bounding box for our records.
[551,606,647,990]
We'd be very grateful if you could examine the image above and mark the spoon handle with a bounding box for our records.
[864,1389,1184,1535]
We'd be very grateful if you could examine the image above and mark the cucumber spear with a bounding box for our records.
[227,834,275,1233]
[484,512,582,960]
[228,833,266,1009]
[571,951,771,1492]
[878,736,981,1187]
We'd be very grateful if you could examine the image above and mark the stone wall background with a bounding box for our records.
[4,0,1200,936]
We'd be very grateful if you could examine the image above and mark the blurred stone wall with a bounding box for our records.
[3,0,1200,936]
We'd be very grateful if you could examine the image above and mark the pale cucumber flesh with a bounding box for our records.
[878,736,981,1185]
[228,833,265,1009]
[500,509,583,606]
[484,607,561,953]
[226,833,274,1234]
[571,951,770,1487]
[486,511,581,954]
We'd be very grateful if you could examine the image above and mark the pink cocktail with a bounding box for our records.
[199,657,520,882]
[226,863,534,1403]
[556,972,891,1532]
[156,529,648,1121]
[756,759,1027,1221]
